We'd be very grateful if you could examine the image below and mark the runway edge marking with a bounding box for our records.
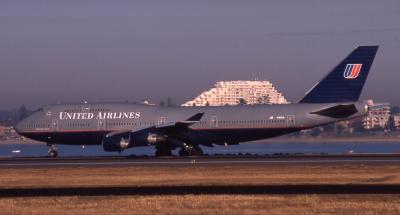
[1,159,400,167]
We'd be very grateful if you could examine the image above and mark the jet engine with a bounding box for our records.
[146,133,167,145]
[102,131,131,152]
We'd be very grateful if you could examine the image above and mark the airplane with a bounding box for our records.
[15,46,378,157]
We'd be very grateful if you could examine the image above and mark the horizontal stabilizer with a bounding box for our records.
[310,104,358,118]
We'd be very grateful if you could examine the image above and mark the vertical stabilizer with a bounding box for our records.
[299,46,378,103]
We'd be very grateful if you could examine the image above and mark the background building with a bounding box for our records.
[0,125,20,140]
[182,80,288,106]
[0,125,5,139]
[392,114,400,130]
[362,100,390,130]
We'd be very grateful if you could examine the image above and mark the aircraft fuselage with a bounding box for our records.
[16,102,367,147]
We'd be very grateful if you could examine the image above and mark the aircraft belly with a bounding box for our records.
[189,128,299,145]
[21,131,105,145]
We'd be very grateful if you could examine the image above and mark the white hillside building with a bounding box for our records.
[182,80,288,106]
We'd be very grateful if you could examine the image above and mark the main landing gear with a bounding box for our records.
[47,143,58,158]
[154,144,204,156]
[178,145,203,156]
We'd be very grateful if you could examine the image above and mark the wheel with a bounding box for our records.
[47,143,58,157]
[179,145,203,156]
[49,150,58,157]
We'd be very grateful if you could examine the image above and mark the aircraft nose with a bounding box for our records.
[15,120,24,134]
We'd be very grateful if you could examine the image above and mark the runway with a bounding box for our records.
[1,154,400,168]
[1,154,400,197]
[2,184,400,197]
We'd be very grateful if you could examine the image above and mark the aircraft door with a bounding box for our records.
[51,119,59,132]
[287,115,296,127]
[158,117,166,126]
[210,116,218,128]
[81,104,91,113]
[98,118,106,131]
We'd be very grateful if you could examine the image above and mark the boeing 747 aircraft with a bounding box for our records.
[16,46,378,157]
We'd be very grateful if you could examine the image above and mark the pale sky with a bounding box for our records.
[1,0,399,109]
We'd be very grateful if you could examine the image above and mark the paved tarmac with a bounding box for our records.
[2,184,400,197]
[1,154,400,168]
[1,154,400,196]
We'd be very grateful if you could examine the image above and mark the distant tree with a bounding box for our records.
[310,127,322,137]
[18,105,28,121]
[167,97,175,107]
[335,122,348,135]
[387,115,396,131]
[159,101,165,107]
[322,123,335,133]
[238,98,247,105]
[167,97,172,107]
[352,120,366,133]
[192,103,196,107]
[391,106,400,114]
[205,101,210,106]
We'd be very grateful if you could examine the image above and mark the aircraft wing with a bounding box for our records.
[105,129,132,138]
[156,112,204,130]
[104,112,205,145]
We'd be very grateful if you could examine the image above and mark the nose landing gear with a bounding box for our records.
[47,143,58,157]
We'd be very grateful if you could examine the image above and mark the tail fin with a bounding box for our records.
[299,46,378,103]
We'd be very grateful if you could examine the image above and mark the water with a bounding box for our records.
[1,140,400,157]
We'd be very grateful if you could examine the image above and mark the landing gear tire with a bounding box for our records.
[179,145,203,156]
[48,150,58,158]
[47,143,58,158]
[155,146,172,157]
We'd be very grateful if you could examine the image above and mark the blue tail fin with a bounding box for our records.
[299,46,378,103]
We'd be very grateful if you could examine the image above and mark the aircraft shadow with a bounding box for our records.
[1,184,400,197]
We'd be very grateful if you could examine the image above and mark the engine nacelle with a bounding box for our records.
[102,131,131,152]
[102,130,171,151]
[146,133,167,145]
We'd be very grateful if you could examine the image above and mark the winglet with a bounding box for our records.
[156,112,205,130]
[185,112,204,122]
[176,112,205,127]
